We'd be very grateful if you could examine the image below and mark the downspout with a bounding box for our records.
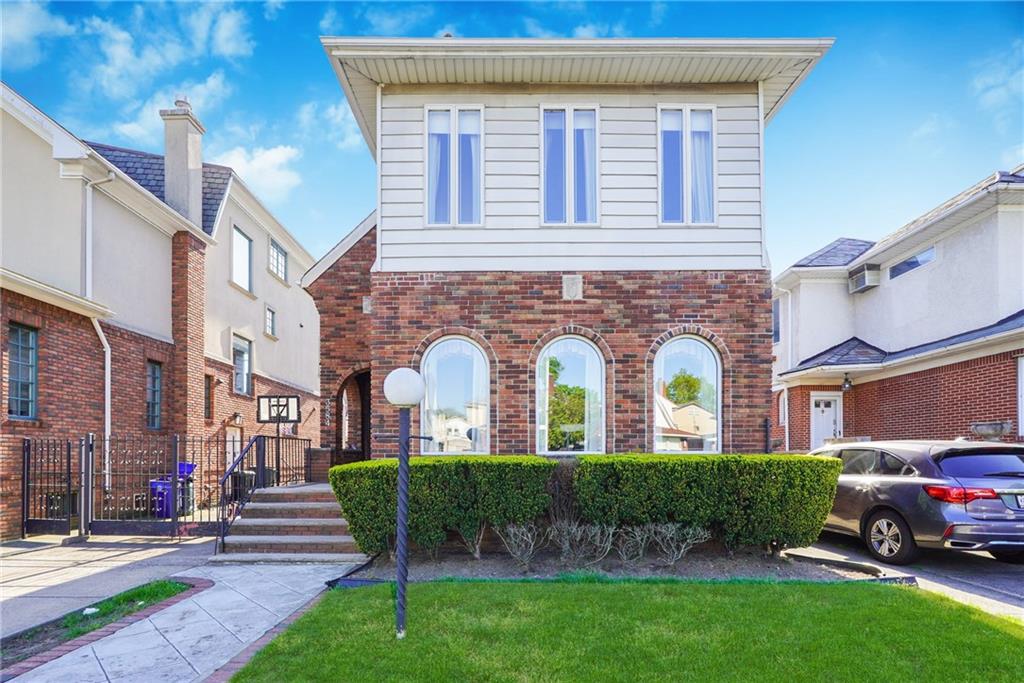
[774,284,794,451]
[86,172,115,487]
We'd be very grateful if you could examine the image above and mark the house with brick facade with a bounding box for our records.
[0,84,321,540]
[302,37,832,460]
[771,166,1024,451]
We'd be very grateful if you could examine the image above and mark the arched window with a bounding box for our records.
[420,337,489,454]
[536,336,604,453]
[653,336,720,453]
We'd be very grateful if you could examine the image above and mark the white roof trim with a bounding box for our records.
[301,210,376,288]
[1,268,113,319]
[2,83,89,160]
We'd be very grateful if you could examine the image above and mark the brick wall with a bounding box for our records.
[170,231,207,439]
[103,322,176,435]
[369,270,773,456]
[305,228,376,450]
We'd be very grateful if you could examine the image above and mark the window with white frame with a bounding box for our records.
[772,298,781,344]
[265,306,276,337]
[420,337,490,454]
[426,107,482,226]
[889,246,935,279]
[778,392,788,426]
[653,337,720,453]
[146,361,162,430]
[232,335,252,395]
[659,106,716,224]
[542,106,598,225]
[232,227,253,292]
[269,239,288,281]
[536,337,605,453]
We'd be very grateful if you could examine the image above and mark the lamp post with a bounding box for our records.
[382,367,425,640]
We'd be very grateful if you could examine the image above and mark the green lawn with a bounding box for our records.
[233,577,1022,682]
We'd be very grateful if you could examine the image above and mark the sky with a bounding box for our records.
[2,1,1021,271]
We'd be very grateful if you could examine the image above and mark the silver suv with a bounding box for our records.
[811,441,1024,565]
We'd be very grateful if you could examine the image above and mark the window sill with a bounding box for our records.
[266,268,291,287]
[6,417,42,428]
[230,389,254,400]
[228,280,257,300]
[658,222,719,229]
[264,332,278,342]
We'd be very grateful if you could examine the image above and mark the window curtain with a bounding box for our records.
[573,109,597,224]
[690,110,714,223]
[661,109,684,223]
[427,110,451,224]
[543,110,566,223]
[458,110,481,224]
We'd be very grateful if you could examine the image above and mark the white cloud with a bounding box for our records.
[113,71,233,146]
[1,2,75,70]
[363,6,433,36]
[318,6,340,33]
[649,1,667,26]
[572,22,628,39]
[212,145,302,204]
[910,113,954,141]
[82,16,186,100]
[263,0,284,20]
[435,23,457,38]
[523,17,560,39]
[211,8,254,58]
[971,39,1023,133]
[297,100,363,151]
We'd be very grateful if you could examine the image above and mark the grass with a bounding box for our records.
[1,580,190,666]
[233,577,1022,683]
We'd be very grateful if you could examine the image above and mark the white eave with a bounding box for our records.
[301,210,376,288]
[321,37,834,157]
[1,268,113,319]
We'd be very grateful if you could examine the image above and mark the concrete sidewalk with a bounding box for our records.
[1,536,214,638]
[9,563,356,682]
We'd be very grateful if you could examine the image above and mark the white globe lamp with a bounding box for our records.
[383,367,425,407]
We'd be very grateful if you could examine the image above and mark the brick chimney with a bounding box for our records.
[159,96,204,226]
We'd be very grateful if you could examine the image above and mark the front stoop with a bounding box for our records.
[220,484,369,563]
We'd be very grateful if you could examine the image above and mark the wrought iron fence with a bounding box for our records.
[21,437,76,536]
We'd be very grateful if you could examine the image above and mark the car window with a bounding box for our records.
[876,452,915,476]
[938,452,1024,478]
[839,449,876,475]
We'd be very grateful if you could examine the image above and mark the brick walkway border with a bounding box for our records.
[0,576,214,682]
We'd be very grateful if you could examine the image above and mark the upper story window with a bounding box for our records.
[772,298,781,344]
[542,106,598,225]
[653,336,720,453]
[420,337,489,454]
[426,107,483,226]
[232,226,253,292]
[232,335,252,396]
[659,106,716,225]
[7,323,38,420]
[146,361,162,430]
[536,336,605,453]
[889,246,935,279]
[269,239,288,281]
[265,306,277,337]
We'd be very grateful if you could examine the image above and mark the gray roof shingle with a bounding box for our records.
[86,141,232,235]
[792,238,876,268]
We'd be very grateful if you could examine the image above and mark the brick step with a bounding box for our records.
[209,552,370,565]
[250,485,336,504]
[242,501,341,519]
[222,535,360,554]
[231,518,350,536]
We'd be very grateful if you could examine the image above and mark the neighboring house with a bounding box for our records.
[0,84,321,539]
[771,166,1024,451]
[303,37,832,458]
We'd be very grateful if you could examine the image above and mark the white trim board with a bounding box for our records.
[300,210,377,288]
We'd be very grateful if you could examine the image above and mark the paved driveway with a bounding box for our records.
[815,531,1024,622]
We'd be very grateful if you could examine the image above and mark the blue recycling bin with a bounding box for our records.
[150,464,197,519]
[150,478,175,518]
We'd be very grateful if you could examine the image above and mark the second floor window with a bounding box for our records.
[265,306,276,337]
[426,107,482,226]
[232,227,253,292]
[659,106,716,225]
[772,298,781,344]
[542,107,598,225]
[146,361,162,430]
[269,239,288,281]
[232,335,252,395]
[889,246,935,279]
[7,323,38,420]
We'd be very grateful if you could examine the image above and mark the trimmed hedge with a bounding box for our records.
[573,454,841,549]
[329,456,556,555]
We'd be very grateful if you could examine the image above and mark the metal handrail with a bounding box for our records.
[219,436,260,486]
[218,435,260,552]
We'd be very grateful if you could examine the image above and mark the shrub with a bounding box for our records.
[573,454,841,550]
[329,456,556,556]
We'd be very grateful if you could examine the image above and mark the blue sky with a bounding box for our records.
[3,1,1021,271]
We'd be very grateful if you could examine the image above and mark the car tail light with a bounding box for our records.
[923,485,998,504]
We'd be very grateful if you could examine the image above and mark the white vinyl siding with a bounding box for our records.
[379,89,762,271]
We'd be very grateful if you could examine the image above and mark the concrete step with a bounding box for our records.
[222,534,360,554]
[232,518,350,536]
[250,485,336,504]
[209,552,370,565]
[243,501,341,519]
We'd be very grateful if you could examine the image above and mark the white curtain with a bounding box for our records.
[690,109,713,223]
[427,110,450,224]
[574,109,597,223]
[458,110,481,224]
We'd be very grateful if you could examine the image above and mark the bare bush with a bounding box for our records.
[616,524,655,565]
[580,525,617,567]
[651,524,711,567]
[547,518,587,566]
[496,522,544,571]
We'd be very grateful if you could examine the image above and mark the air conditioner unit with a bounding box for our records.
[847,264,880,294]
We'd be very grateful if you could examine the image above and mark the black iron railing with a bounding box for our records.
[21,437,75,536]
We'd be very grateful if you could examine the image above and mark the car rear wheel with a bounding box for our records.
[864,510,919,565]
[989,550,1024,564]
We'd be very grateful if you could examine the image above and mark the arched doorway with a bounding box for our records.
[335,370,371,463]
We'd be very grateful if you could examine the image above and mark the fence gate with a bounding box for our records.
[21,438,76,536]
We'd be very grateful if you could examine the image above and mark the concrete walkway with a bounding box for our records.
[1,537,215,638]
[9,563,357,682]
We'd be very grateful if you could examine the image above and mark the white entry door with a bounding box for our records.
[810,393,842,450]
[225,426,243,467]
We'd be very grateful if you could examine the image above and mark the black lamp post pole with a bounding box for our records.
[395,406,411,639]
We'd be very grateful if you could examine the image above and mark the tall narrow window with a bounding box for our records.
[265,306,276,337]
[7,323,38,419]
[146,361,162,430]
[269,239,288,281]
[232,227,253,292]
[204,374,214,421]
[542,109,567,224]
[653,337,720,453]
[573,109,597,224]
[536,337,605,453]
[232,335,252,395]
[457,110,481,225]
[772,298,781,344]
[690,109,714,223]
[426,110,451,225]
[420,337,490,454]
[660,109,684,223]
